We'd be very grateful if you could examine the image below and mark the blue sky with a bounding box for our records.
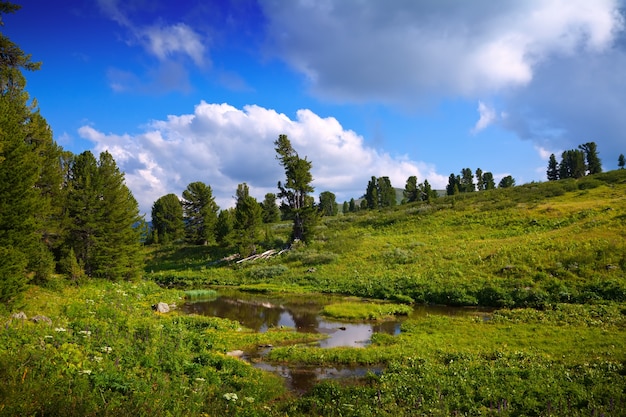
[5,0,626,214]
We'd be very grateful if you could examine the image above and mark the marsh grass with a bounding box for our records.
[322,301,412,321]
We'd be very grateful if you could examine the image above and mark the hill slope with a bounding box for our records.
[147,170,626,307]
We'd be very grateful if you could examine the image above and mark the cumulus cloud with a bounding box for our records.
[79,102,447,215]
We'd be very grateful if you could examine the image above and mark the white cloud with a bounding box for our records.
[260,0,623,102]
[471,101,497,134]
[141,23,206,66]
[79,102,447,215]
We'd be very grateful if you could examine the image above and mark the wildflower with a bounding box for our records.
[54,327,66,332]
[101,346,112,353]
[93,356,103,363]
[244,397,255,403]
[223,392,238,402]
[44,335,53,339]
[79,369,92,375]
[195,377,206,382]
[79,330,91,337]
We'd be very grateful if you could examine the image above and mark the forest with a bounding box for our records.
[2,3,626,416]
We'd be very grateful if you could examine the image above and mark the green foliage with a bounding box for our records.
[319,191,338,216]
[182,181,219,245]
[151,193,184,244]
[234,183,263,256]
[322,301,412,320]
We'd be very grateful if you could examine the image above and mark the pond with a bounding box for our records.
[182,289,490,392]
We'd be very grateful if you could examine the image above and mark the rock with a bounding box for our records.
[11,312,27,320]
[226,349,245,358]
[153,302,170,313]
[31,315,52,325]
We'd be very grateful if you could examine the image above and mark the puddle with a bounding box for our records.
[182,289,490,392]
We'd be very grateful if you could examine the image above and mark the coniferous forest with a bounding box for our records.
[2,3,626,416]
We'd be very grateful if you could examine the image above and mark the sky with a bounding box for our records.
[4,0,626,215]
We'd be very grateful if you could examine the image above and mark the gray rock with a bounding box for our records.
[31,315,52,325]
[11,312,27,320]
[154,302,170,313]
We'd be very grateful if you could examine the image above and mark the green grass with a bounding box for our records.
[3,171,626,415]
[321,301,412,321]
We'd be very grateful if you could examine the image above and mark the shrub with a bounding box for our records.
[248,264,289,279]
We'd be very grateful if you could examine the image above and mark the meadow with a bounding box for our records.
[1,170,625,416]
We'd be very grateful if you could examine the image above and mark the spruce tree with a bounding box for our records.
[482,172,496,190]
[319,191,338,216]
[404,175,419,203]
[547,154,559,181]
[261,193,280,223]
[619,154,625,169]
[579,142,602,175]
[182,181,219,245]
[234,183,262,255]
[378,176,396,208]
[151,193,184,244]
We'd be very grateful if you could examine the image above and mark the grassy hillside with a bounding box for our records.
[147,170,626,307]
[2,171,625,416]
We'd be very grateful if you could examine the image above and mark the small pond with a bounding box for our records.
[182,289,491,392]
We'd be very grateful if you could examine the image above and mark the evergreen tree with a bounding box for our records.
[365,176,378,209]
[216,209,234,246]
[151,193,184,244]
[560,149,586,179]
[342,201,349,214]
[482,172,496,190]
[460,168,475,192]
[319,191,338,216]
[349,198,357,212]
[378,176,396,208]
[91,151,143,279]
[274,134,317,243]
[0,2,48,304]
[579,142,602,174]
[233,183,262,256]
[547,154,559,181]
[420,179,437,202]
[446,173,459,195]
[182,181,219,245]
[619,154,625,169]
[404,175,419,203]
[65,151,143,280]
[498,175,516,188]
[260,193,280,223]
[475,168,484,191]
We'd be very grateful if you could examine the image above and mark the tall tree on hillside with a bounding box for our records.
[275,134,317,242]
[378,176,396,208]
[419,179,437,202]
[498,175,516,188]
[460,168,475,192]
[319,191,338,216]
[342,201,349,214]
[260,193,281,224]
[365,176,379,209]
[482,172,496,190]
[446,173,460,195]
[234,183,262,255]
[349,198,357,212]
[182,181,219,245]
[404,175,419,203]
[547,154,559,181]
[216,209,234,246]
[579,142,602,175]
[90,151,143,279]
[619,154,625,169]
[475,168,484,191]
[151,193,184,244]
[65,151,143,280]
[0,1,49,304]
[560,149,586,179]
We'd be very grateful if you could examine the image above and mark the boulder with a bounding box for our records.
[153,302,170,313]
[226,349,245,358]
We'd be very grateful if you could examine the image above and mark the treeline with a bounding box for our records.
[546,142,607,181]
[0,4,143,307]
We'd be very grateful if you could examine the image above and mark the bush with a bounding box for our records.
[248,264,289,279]
[0,246,28,308]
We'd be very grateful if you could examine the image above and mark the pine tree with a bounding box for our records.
[482,172,496,190]
[460,168,475,192]
[260,193,281,223]
[619,154,625,169]
[319,191,338,216]
[404,175,419,203]
[234,183,262,255]
[274,134,317,242]
[216,209,234,246]
[579,142,602,175]
[547,154,559,181]
[151,193,184,244]
[475,168,484,191]
[446,174,459,195]
[378,176,396,208]
[182,181,219,245]
[342,201,349,214]
[498,175,516,188]
[365,176,378,209]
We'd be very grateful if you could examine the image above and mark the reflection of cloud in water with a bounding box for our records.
[317,320,373,348]
[278,311,296,329]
